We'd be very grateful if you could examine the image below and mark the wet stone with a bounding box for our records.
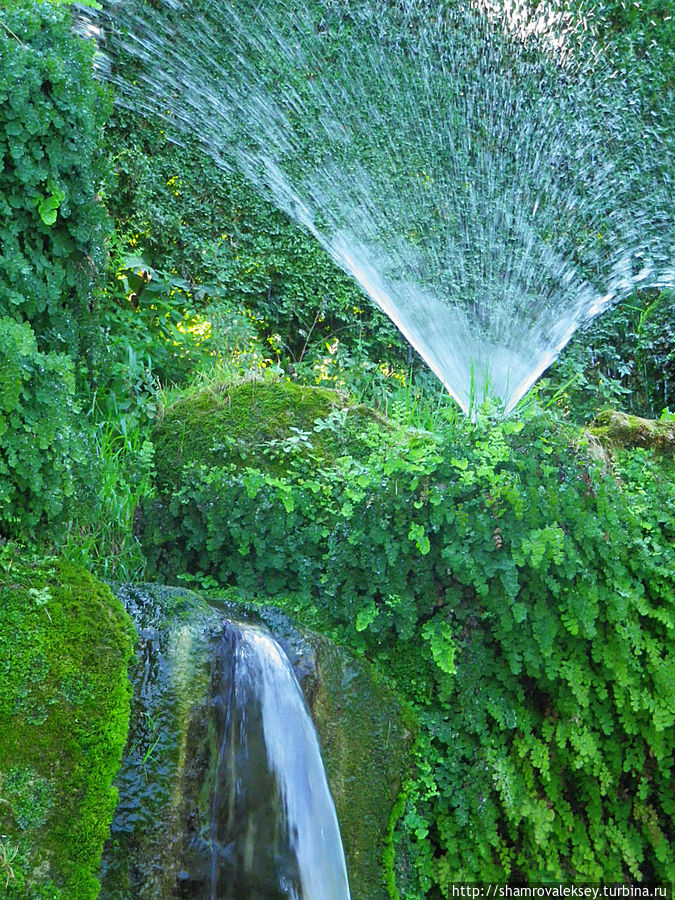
[100,584,413,900]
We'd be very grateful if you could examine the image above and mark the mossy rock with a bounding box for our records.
[0,558,135,899]
[139,378,396,581]
[590,409,675,452]
[307,634,416,898]
[151,378,388,492]
[101,584,414,899]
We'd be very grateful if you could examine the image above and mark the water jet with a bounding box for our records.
[86,0,674,413]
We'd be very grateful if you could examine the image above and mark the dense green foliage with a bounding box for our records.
[595,0,675,102]
[0,1,110,542]
[103,109,405,393]
[1,0,674,895]
[141,382,675,894]
[0,1,109,360]
[543,0,675,420]
[0,317,83,539]
[0,555,135,899]
[545,290,675,420]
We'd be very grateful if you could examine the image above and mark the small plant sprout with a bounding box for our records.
[0,838,18,888]
[28,586,52,622]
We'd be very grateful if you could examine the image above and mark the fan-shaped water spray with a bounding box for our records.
[87,0,674,413]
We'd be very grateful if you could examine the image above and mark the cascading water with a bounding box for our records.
[83,0,674,413]
[100,586,351,900]
[201,622,351,900]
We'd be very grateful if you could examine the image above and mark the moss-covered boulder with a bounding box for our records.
[101,584,414,900]
[308,633,416,897]
[151,377,387,492]
[139,377,394,580]
[0,557,135,899]
[590,409,675,452]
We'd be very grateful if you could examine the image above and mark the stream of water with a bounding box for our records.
[205,622,351,900]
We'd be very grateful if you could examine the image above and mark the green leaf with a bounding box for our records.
[37,185,66,227]
[408,521,431,555]
[355,601,378,632]
[422,620,456,675]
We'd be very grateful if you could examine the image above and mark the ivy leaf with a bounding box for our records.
[37,186,66,227]
[512,602,528,623]
[408,521,431,555]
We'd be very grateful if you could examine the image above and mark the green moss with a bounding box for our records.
[0,559,136,899]
[309,635,416,899]
[590,409,675,452]
[152,378,388,491]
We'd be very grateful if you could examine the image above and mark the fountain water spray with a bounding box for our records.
[85,0,674,414]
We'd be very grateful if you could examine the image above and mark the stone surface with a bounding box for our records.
[590,409,675,452]
[101,584,414,899]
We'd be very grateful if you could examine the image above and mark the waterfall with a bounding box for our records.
[204,622,351,900]
[100,586,351,900]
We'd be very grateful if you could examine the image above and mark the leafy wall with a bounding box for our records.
[0,317,81,538]
[139,381,675,895]
[0,0,109,360]
[0,1,109,539]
